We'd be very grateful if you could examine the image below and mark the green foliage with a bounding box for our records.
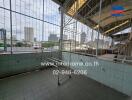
[0,43,4,47]
[54,42,59,46]
[42,42,54,48]
[42,42,56,48]
[15,42,24,47]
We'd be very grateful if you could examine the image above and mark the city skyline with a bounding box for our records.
[0,0,130,43]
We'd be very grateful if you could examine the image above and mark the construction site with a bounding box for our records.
[0,0,132,100]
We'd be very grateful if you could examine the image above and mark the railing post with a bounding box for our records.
[59,7,64,60]
[96,0,102,57]
[10,0,13,54]
[4,29,7,52]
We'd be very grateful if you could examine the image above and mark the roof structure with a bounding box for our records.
[52,0,132,37]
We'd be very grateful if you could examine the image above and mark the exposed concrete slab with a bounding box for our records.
[0,67,129,100]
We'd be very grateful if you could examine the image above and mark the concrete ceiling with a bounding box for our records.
[92,1,132,27]
[52,0,65,5]
[52,0,132,36]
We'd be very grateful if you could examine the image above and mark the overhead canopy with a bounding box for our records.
[52,0,132,36]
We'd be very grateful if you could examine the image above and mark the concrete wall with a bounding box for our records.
[62,52,132,96]
[0,51,131,96]
[0,51,59,78]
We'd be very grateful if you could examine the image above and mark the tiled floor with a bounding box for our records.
[0,67,129,100]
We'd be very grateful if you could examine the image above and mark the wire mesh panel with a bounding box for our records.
[0,0,61,54]
[0,0,61,78]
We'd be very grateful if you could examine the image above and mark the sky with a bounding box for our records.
[0,0,131,42]
[0,0,112,42]
[0,0,61,41]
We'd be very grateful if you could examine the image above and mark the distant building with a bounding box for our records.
[48,34,58,42]
[0,28,6,40]
[63,34,68,40]
[34,37,37,42]
[0,32,4,40]
[63,39,79,51]
[24,27,34,42]
[12,35,17,41]
[87,39,110,49]
[80,32,86,44]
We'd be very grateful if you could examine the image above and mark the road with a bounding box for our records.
[0,47,58,54]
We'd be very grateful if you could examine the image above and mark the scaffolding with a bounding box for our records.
[59,0,132,63]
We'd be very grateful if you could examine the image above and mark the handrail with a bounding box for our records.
[62,51,132,64]
[63,51,96,57]
[98,56,132,63]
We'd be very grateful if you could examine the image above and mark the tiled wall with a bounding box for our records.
[62,52,132,96]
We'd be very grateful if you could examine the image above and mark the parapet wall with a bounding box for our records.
[62,52,132,96]
[0,51,60,78]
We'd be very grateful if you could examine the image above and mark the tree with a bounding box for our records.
[15,42,24,47]
[42,42,55,48]
[0,43,4,47]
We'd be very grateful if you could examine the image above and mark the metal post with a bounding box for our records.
[40,0,45,61]
[4,29,7,52]
[130,19,132,56]
[96,0,102,57]
[42,0,44,41]
[130,19,132,40]
[91,29,94,55]
[10,0,13,54]
[69,40,72,78]
[58,6,64,86]
[75,20,77,51]
[111,38,114,47]
[91,29,93,41]
[59,7,64,60]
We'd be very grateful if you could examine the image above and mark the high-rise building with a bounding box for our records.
[48,34,58,42]
[80,32,86,44]
[24,27,34,42]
